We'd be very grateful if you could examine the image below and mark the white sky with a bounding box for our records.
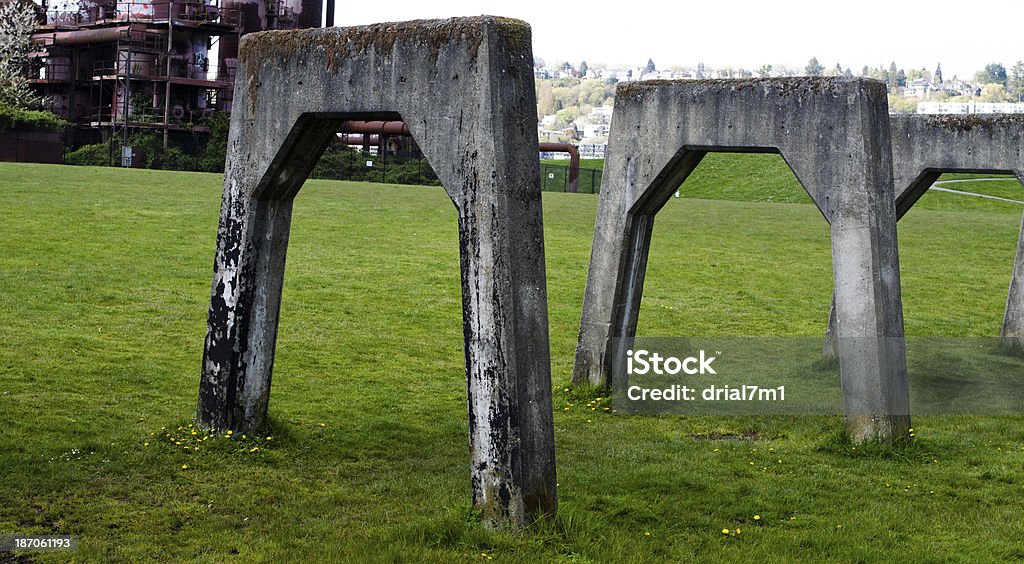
[332,0,1023,79]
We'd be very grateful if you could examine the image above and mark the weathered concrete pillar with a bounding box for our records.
[196,17,556,527]
[572,78,910,442]
[823,114,1024,354]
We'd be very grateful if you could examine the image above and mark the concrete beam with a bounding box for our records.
[823,114,1024,354]
[196,16,556,528]
[572,78,910,443]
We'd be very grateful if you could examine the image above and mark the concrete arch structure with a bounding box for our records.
[195,17,556,528]
[572,78,911,442]
[823,114,1024,355]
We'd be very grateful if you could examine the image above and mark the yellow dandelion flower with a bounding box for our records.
[266,436,272,441]
[644,532,651,537]
[181,464,188,470]
[721,528,729,535]
[754,515,760,520]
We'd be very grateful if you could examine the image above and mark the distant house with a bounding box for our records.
[903,79,936,98]
[577,119,609,139]
[588,105,614,123]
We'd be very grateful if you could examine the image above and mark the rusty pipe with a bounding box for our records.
[338,120,410,136]
[339,133,379,145]
[33,25,135,46]
[539,142,579,193]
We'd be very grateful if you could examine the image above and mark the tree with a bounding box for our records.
[907,68,930,82]
[805,57,824,76]
[896,69,907,88]
[979,83,1009,103]
[536,80,554,116]
[199,111,231,172]
[887,62,899,89]
[0,0,41,109]
[975,63,1007,87]
[1009,60,1024,100]
[757,64,773,78]
[934,62,943,84]
[579,60,588,77]
[645,58,656,73]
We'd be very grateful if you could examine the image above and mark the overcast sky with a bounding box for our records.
[332,0,1022,79]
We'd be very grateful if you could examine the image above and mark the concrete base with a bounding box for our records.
[196,17,556,528]
[823,114,1024,355]
[572,78,910,443]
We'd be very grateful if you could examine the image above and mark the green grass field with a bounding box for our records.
[2,160,1024,561]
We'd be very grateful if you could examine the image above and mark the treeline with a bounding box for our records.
[536,78,616,126]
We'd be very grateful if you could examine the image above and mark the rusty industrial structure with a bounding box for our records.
[28,0,323,152]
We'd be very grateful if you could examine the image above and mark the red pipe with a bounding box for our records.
[339,133,379,145]
[539,142,580,193]
[339,120,410,136]
[33,25,135,46]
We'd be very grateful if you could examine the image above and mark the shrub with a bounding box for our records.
[0,103,67,132]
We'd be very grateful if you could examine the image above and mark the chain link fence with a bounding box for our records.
[539,163,602,194]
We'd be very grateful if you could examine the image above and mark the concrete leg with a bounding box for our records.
[822,296,838,357]
[829,217,911,441]
[1002,174,1024,348]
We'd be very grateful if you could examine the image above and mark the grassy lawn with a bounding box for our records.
[2,161,1023,561]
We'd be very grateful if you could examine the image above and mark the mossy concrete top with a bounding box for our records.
[912,113,1024,132]
[239,16,531,73]
[617,77,889,102]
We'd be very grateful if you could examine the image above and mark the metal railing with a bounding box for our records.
[43,0,239,28]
